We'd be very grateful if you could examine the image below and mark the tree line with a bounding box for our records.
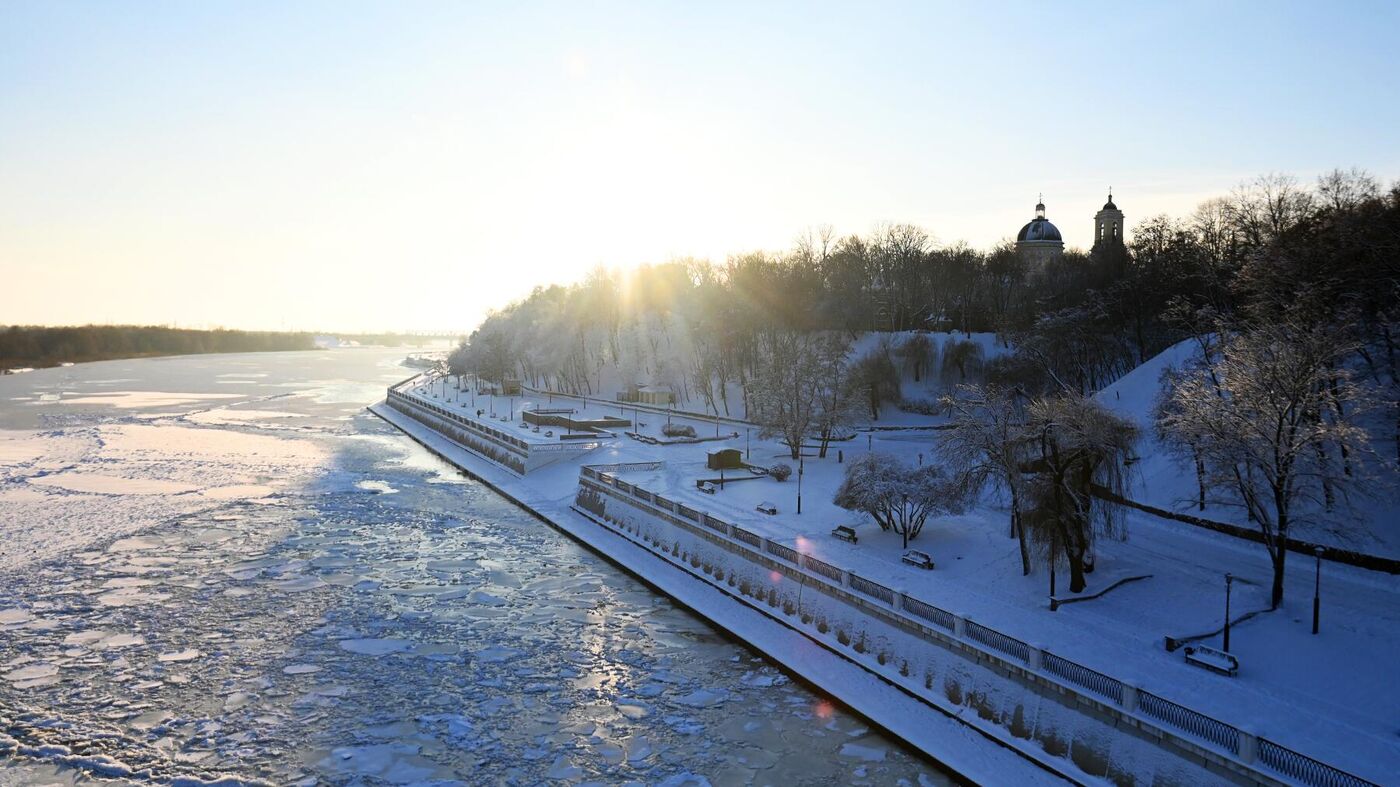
[454,169,1399,605]
[0,325,316,368]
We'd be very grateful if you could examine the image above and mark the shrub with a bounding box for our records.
[836,629,850,646]
[817,618,829,634]
[770,463,793,482]
[854,633,867,653]
[899,660,910,677]
[897,397,942,416]
[662,423,697,438]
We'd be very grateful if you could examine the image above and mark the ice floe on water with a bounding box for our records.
[338,638,413,656]
[0,351,948,785]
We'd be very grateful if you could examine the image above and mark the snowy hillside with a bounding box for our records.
[1097,339,1400,559]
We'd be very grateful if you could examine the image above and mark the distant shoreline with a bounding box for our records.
[1,324,456,371]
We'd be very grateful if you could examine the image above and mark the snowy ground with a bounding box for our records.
[410,357,1400,782]
[1,351,951,785]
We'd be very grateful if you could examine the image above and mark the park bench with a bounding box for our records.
[901,549,935,570]
[755,502,777,515]
[831,525,858,543]
[1183,644,1239,677]
[697,481,717,494]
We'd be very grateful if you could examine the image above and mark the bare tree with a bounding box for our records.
[749,332,850,459]
[941,337,984,383]
[848,344,901,419]
[1315,167,1380,213]
[1021,396,1139,593]
[940,384,1034,575]
[1155,321,1373,607]
[896,333,934,382]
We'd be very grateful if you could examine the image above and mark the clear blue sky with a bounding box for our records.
[3,1,1397,332]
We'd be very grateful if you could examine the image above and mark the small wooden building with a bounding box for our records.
[706,448,743,470]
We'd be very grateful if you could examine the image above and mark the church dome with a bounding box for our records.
[1017,200,1062,242]
[1102,190,1118,211]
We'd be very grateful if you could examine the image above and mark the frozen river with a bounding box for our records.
[0,350,949,785]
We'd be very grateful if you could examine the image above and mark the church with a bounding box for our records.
[1015,191,1125,269]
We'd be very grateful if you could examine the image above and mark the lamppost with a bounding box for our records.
[509,396,515,421]
[1313,546,1324,635]
[796,455,804,515]
[867,433,872,453]
[745,428,751,461]
[1223,573,1234,652]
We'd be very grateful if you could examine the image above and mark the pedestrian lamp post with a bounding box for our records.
[1313,546,1324,635]
[745,428,751,461]
[1223,573,1234,652]
[796,455,804,515]
[509,396,515,421]
[867,433,872,453]
[715,412,720,437]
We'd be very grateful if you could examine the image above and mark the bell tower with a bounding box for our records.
[1092,189,1125,252]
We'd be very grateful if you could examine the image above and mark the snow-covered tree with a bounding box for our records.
[833,453,966,548]
[1155,322,1373,607]
[1020,395,1138,594]
[939,384,1034,575]
[749,332,852,459]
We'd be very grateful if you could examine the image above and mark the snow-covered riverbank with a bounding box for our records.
[390,366,1400,786]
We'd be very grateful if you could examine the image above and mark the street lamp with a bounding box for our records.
[745,428,751,461]
[796,455,804,515]
[1313,546,1324,635]
[1223,573,1234,652]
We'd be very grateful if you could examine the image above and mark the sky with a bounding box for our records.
[3,2,1398,334]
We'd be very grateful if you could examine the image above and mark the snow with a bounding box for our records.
[392,363,1400,784]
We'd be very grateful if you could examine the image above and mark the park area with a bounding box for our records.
[404,368,1400,782]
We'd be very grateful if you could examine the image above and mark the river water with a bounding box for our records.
[0,350,948,785]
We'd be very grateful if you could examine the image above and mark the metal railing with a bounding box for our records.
[802,554,845,584]
[731,527,762,548]
[848,573,894,604]
[1258,739,1375,787]
[1138,690,1240,754]
[965,619,1030,663]
[902,595,957,632]
[1042,652,1123,704]
[571,469,1378,787]
[766,541,799,564]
